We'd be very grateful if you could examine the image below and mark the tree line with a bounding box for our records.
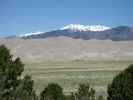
[0,45,133,100]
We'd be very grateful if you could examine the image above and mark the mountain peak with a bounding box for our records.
[60,24,111,32]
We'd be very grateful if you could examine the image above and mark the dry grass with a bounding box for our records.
[23,60,133,95]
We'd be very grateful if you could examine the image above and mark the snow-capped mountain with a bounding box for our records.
[20,24,110,37]
[60,24,110,32]
[8,24,133,41]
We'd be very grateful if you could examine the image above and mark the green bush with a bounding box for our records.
[40,83,65,100]
[98,95,105,100]
[70,83,96,100]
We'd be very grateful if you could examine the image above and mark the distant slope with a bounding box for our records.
[20,25,133,41]
[0,38,133,63]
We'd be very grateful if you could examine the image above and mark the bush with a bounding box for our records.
[40,83,65,100]
[107,64,133,100]
[70,83,96,100]
[98,95,105,100]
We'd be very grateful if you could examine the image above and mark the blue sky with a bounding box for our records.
[0,0,133,37]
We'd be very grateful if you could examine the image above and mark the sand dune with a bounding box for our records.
[0,37,133,63]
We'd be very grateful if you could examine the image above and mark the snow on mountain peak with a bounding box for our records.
[19,24,111,37]
[19,31,43,37]
[60,24,111,32]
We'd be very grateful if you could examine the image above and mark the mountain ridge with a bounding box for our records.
[6,24,133,41]
[21,25,133,41]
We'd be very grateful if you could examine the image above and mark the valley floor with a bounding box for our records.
[23,60,133,96]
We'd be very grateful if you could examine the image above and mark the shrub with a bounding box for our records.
[40,83,65,100]
[98,95,105,100]
[70,83,96,100]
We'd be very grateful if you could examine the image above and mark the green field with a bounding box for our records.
[23,60,133,95]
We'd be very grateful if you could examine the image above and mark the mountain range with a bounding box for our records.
[17,24,133,41]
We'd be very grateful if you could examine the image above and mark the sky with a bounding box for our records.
[0,0,133,37]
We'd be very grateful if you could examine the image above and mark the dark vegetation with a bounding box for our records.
[0,45,133,100]
[0,45,36,100]
[107,64,133,100]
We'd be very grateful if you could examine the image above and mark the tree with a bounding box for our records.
[70,92,76,100]
[98,95,105,100]
[70,83,96,100]
[0,45,36,100]
[14,75,37,100]
[107,64,133,100]
[0,45,24,99]
[40,83,65,100]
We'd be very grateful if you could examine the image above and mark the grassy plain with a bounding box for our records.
[23,60,133,95]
